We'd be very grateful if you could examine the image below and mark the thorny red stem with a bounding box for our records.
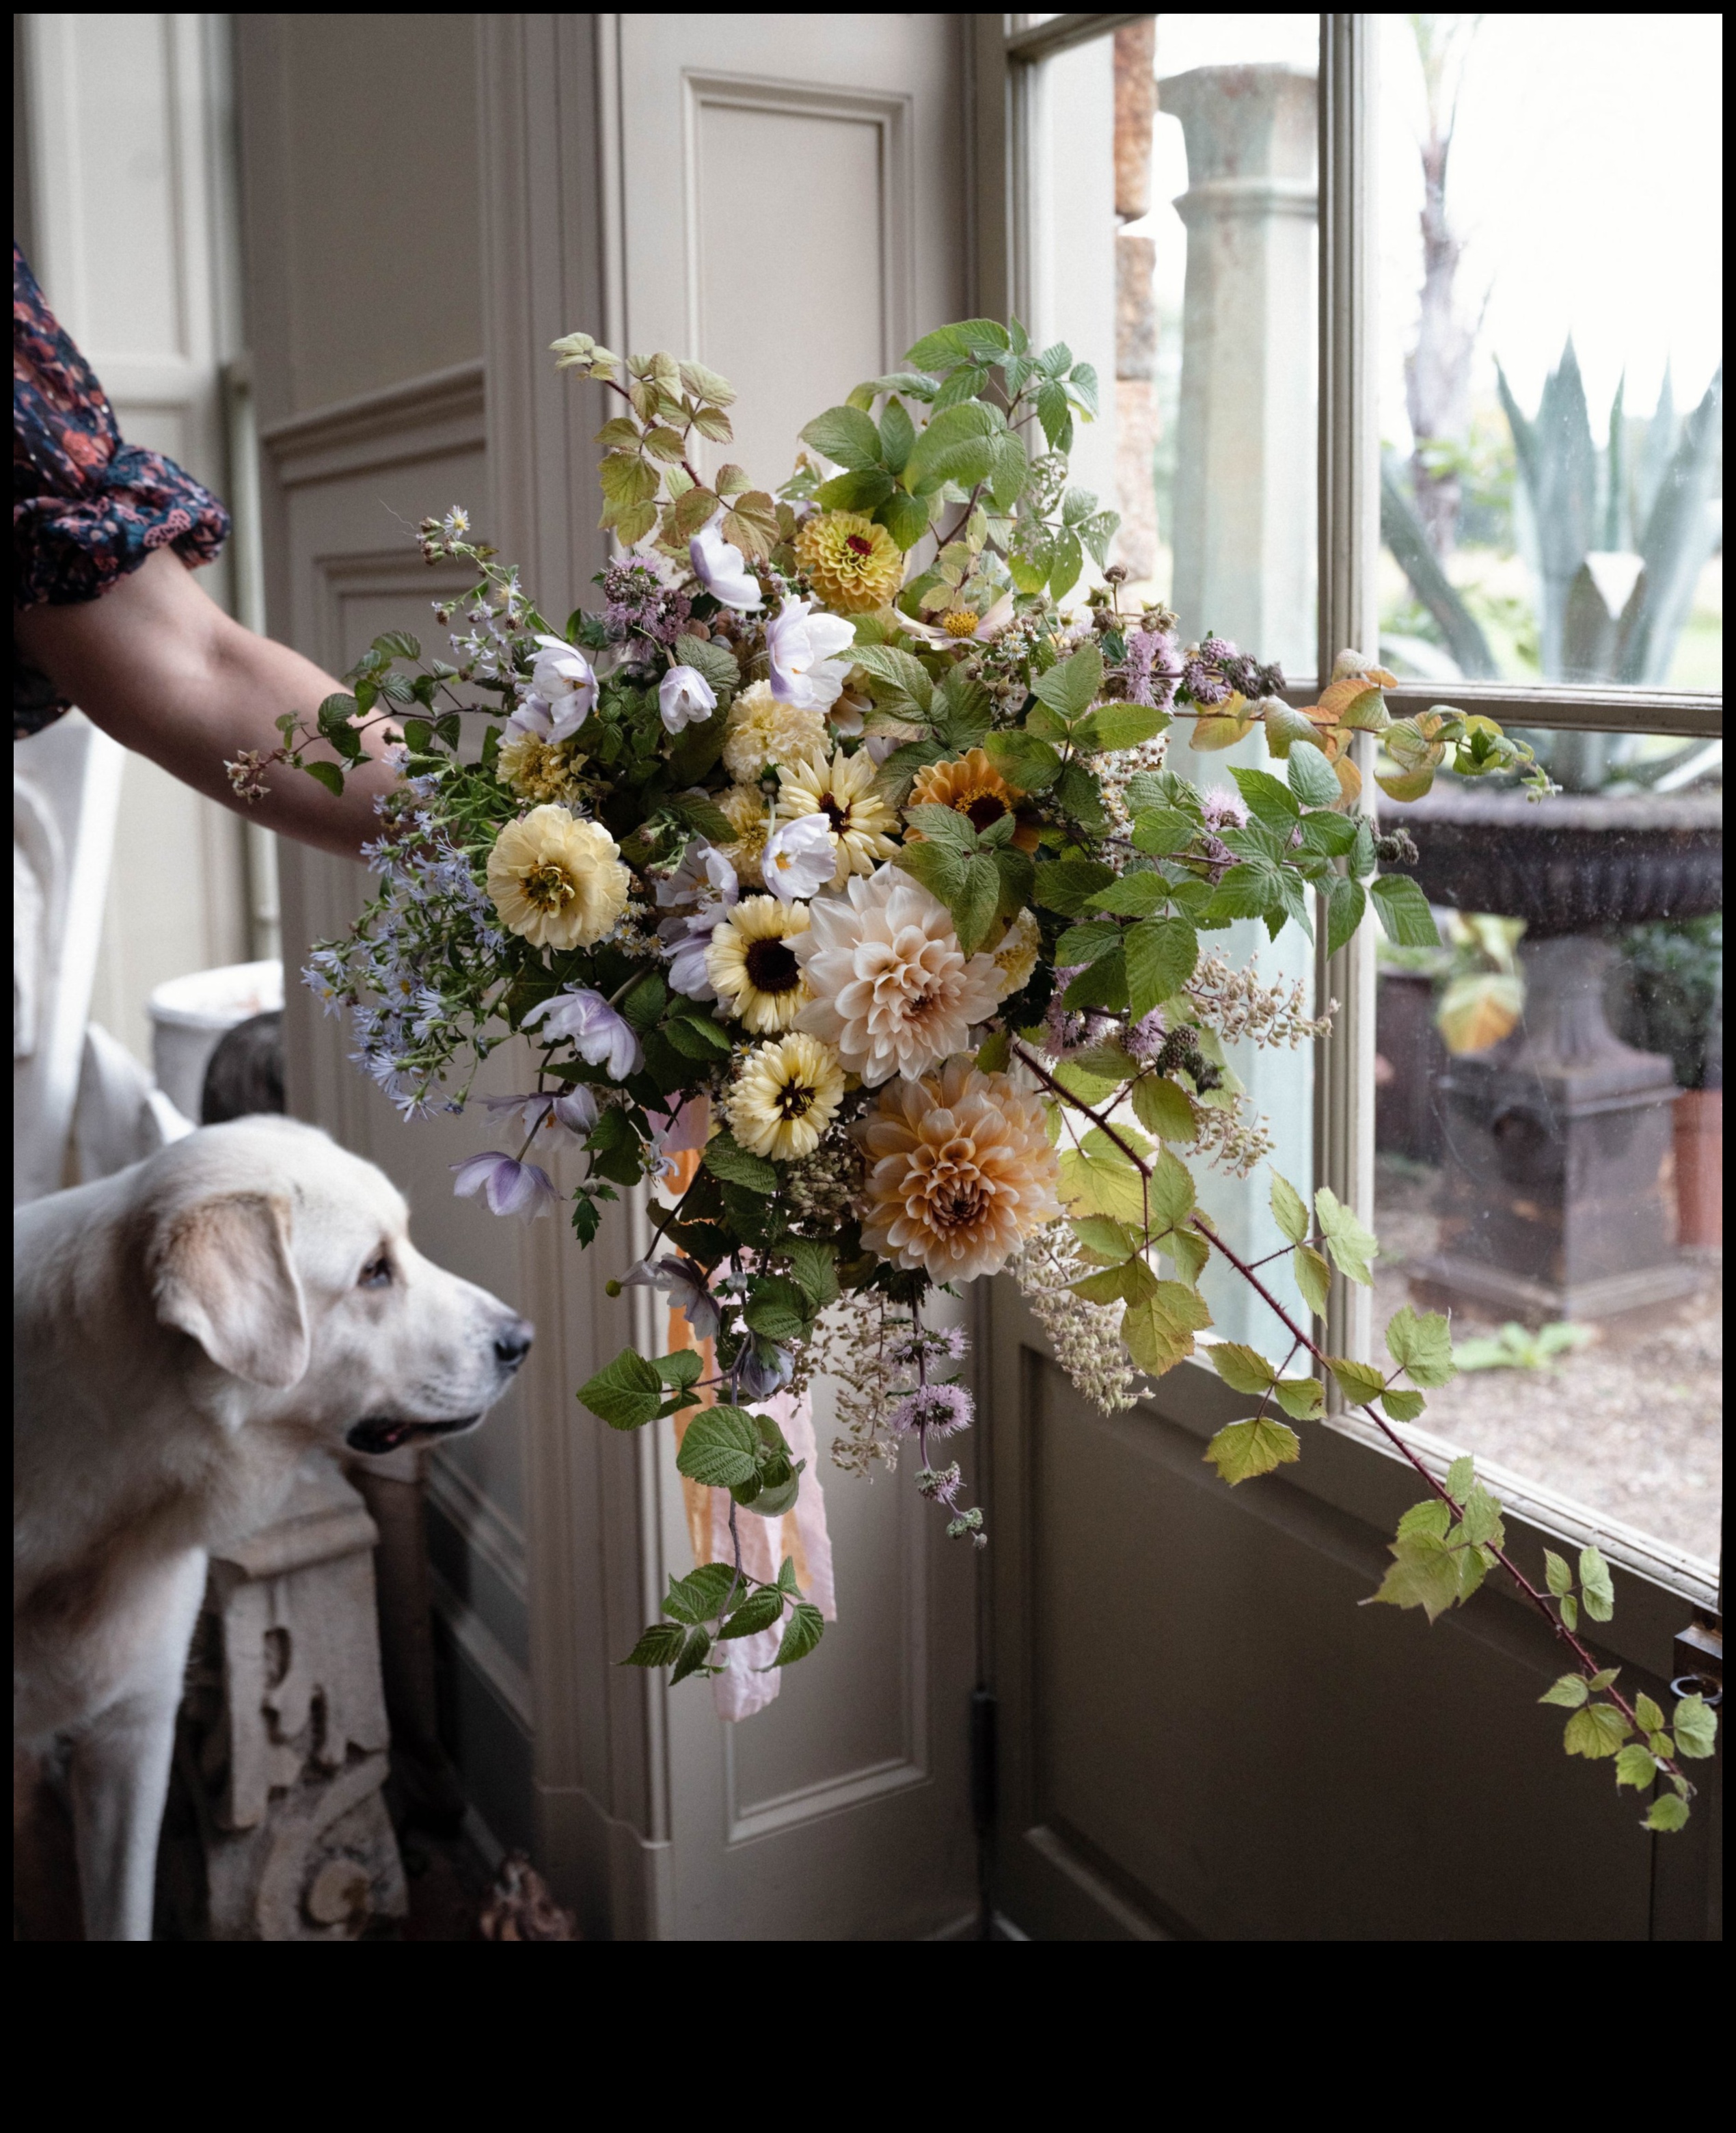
[1011,1037,1687,1793]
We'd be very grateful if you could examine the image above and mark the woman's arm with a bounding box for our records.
[14,547,397,857]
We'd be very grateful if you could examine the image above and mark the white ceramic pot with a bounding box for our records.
[148,959,284,1124]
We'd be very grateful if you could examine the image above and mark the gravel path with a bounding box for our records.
[1372,1157,1722,1566]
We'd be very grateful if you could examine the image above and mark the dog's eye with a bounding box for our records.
[359,1255,394,1289]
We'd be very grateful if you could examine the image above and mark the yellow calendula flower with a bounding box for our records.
[726,1032,845,1161]
[706,893,811,1034]
[776,744,901,888]
[721,681,828,783]
[486,804,630,951]
[794,511,904,614]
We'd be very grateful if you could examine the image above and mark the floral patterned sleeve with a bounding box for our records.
[13,241,231,738]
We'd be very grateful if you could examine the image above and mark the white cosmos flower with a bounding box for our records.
[690,513,762,611]
[761,813,837,904]
[766,595,856,710]
[894,591,1016,649]
[659,663,717,734]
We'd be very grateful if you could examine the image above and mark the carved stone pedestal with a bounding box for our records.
[161,1456,407,1940]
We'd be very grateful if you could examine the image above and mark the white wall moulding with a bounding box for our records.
[258,360,488,490]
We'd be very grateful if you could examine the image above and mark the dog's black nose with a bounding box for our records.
[495,1319,534,1371]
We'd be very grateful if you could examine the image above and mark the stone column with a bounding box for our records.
[1113,18,1158,582]
[1161,64,1317,667]
[1159,62,1320,1352]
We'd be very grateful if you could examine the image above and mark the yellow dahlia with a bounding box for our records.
[486,804,630,951]
[726,1033,845,1161]
[907,747,1040,852]
[714,782,772,888]
[856,1058,1061,1282]
[496,730,586,805]
[776,744,901,888]
[707,894,813,1034]
[722,680,828,783]
[794,511,904,614]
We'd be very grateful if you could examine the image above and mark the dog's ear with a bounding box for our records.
[151,1192,310,1389]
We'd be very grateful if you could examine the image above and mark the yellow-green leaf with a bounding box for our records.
[1204,1417,1301,1486]
[1121,1282,1212,1376]
[1293,1244,1331,1319]
[1328,1356,1387,1406]
[1209,1343,1277,1395]
[1274,1376,1324,1421]
[1367,1535,1462,1622]
[1069,1214,1141,1264]
[1269,1170,1310,1246]
[1129,1073,1197,1144]
[1578,1545,1615,1624]
[1563,1702,1631,1760]
[1316,1185,1377,1286]
[1644,1793,1690,1833]
[1633,1691,1666,1736]
[1058,1140,1145,1224]
[1673,1693,1718,1759]
[1539,1673,1588,1708]
[1384,1302,1456,1387]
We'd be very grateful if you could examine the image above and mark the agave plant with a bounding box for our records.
[1384,346,1722,790]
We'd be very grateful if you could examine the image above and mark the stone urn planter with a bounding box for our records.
[1391,787,1722,1320]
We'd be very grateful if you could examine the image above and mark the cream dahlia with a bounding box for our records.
[856,1059,1061,1281]
[707,894,812,1034]
[714,782,772,888]
[726,1033,845,1160]
[794,867,1000,1086]
[776,745,901,888]
[496,730,587,805]
[793,511,904,613]
[721,680,828,783]
[486,804,630,951]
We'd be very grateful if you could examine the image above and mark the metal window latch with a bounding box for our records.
[1671,1609,1722,1708]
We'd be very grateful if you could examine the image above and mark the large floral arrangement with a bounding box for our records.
[251,319,1714,1820]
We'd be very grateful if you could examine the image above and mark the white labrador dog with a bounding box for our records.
[14,1116,532,1941]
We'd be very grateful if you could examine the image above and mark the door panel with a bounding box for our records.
[986,1286,1720,1940]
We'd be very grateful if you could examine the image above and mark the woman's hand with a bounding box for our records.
[14,547,398,857]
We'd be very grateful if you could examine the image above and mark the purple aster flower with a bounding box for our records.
[620,1254,722,1342]
[889,1384,975,1437]
[521,987,642,1079]
[451,1151,558,1218]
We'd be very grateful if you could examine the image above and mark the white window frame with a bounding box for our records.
[977,11,1723,1373]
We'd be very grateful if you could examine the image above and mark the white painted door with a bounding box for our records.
[250,10,981,1937]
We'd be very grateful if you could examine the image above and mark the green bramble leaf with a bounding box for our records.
[653,1349,703,1391]
[1380,1386,1427,1423]
[1121,1281,1212,1376]
[1129,1073,1197,1144]
[1086,872,1169,917]
[1315,1185,1378,1287]
[1031,642,1104,722]
[984,729,1063,792]
[1327,1356,1387,1406]
[675,1406,761,1490]
[1286,744,1342,809]
[1444,1454,1476,1499]
[1124,916,1198,1019]
[1075,703,1171,753]
[1070,1259,1157,1307]
[800,404,885,471]
[1539,1673,1590,1708]
[1369,872,1442,948]
[703,1130,778,1194]
[1543,1549,1575,1599]
[774,1600,826,1667]
[302,760,347,798]
[670,1628,714,1684]
[1069,1215,1141,1264]
[1292,1244,1332,1319]
[1274,1376,1325,1421]
[785,1239,839,1309]
[1397,1499,1451,1543]
[1035,856,1117,915]
[1145,1147,1197,1236]
[1209,1343,1277,1395]
[1384,1303,1456,1386]
[1560,1594,1579,1632]
[1131,806,1197,858]
[1644,1793,1691,1833]
[1269,1171,1309,1246]
[1633,1691,1666,1736]
[1578,1545,1616,1623]
[1562,1702,1631,1760]
[1325,875,1367,958]
[1204,1417,1301,1486]
[1367,1534,1463,1621]
[578,1348,664,1431]
[1458,1485,1506,1550]
[1672,1693,1718,1759]
[1057,1130,1148,1225]
[621,1623,690,1668]
[718,1585,787,1641]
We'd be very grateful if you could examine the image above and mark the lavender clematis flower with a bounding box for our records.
[621,1253,722,1342]
[690,513,761,611]
[521,987,642,1079]
[735,1337,794,1401]
[507,636,597,743]
[481,1088,600,1143]
[451,1151,558,1218]
[658,846,739,999]
[761,812,836,903]
[765,595,856,710]
[658,664,718,734]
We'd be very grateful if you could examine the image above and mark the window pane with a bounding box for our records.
[1021,14,1322,1350]
[1376,14,1724,696]
[1374,745,1722,1560]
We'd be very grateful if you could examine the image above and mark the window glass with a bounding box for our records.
[1376,14,1724,695]
[1020,14,1322,1352]
[1374,738,1722,1560]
